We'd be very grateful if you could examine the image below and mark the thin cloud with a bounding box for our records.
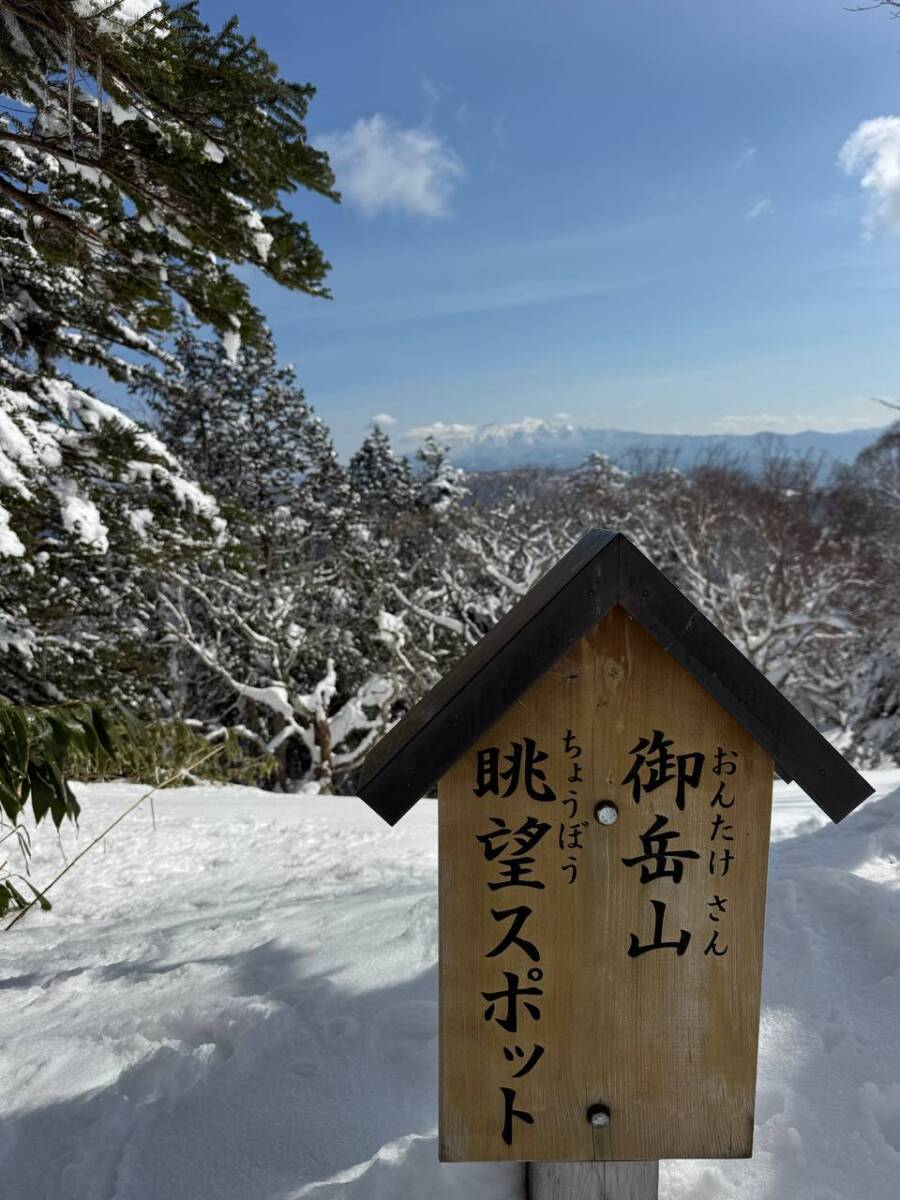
[320,115,464,219]
[733,145,757,170]
[715,412,880,434]
[421,76,442,113]
[745,197,773,220]
[371,412,397,427]
[840,116,900,236]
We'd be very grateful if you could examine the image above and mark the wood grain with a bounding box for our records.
[527,1160,659,1199]
[439,606,773,1162]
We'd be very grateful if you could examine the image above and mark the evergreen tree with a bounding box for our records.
[0,1,337,711]
[0,1,335,370]
[146,317,340,524]
[0,0,336,507]
[0,383,222,705]
[145,321,393,789]
[413,436,468,514]
[348,425,414,514]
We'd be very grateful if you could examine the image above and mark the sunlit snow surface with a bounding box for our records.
[1,772,899,1200]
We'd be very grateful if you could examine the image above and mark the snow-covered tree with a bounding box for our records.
[621,456,868,726]
[0,377,222,705]
[144,317,342,537]
[0,1,334,364]
[413,436,468,514]
[158,571,405,791]
[856,420,900,512]
[160,427,475,790]
[142,323,399,789]
[348,425,415,514]
[0,0,337,714]
[839,424,900,761]
[847,636,900,766]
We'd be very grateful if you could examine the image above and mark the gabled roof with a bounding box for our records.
[358,530,874,827]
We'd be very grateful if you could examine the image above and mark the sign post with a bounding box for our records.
[527,1161,659,1200]
[358,531,873,1195]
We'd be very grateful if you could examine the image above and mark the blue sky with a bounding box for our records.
[201,0,900,455]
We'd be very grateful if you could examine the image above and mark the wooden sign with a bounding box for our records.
[439,607,772,1161]
[358,530,873,1175]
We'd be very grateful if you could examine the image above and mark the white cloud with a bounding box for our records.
[840,116,900,236]
[402,421,476,446]
[320,115,464,218]
[371,412,397,427]
[745,197,773,220]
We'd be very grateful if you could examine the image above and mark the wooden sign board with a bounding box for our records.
[360,531,873,1177]
[439,606,773,1162]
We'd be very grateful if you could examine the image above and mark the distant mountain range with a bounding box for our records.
[403,418,888,473]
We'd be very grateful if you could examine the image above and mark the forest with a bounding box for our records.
[0,0,898,809]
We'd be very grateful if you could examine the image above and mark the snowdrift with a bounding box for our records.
[1,773,899,1199]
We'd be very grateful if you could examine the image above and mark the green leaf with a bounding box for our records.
[15,826,31,859]
[0,708,29,773]
[46,762,73,829]
[21,879,51,912]
[44,710,82,762]
[69,704,101,760]
[4,880,28,909]
[91,707,119,760]
[0,777,23,824]
[28,763,55,825]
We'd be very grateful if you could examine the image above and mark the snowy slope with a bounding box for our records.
[1,772,899,1200]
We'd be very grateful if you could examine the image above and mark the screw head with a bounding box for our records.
[595,801,619,826]
[587,1102,610,1128]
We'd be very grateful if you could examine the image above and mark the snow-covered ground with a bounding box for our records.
[2,770,900,1200]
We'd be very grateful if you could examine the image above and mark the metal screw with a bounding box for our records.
[595,801,618,826]
[587,1103,610,1128]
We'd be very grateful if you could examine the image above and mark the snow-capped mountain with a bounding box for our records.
[400,418,887,472]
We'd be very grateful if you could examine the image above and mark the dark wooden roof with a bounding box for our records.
[358,530,874,826]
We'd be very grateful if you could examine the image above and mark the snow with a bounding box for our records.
[57,485,110,554]
[124,447,221,523]
[0,373,221,561]
[1,772,899,1200]
[0,609,35,657]
[107,96,141,127]
[0,404,38,474]
[0,504,25,557]
[227,192,274,261]
[203,139,225,164]
[241,207,273,261]
[74,0,161,27]
[127,507,154,540]
[222,326,241,364]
